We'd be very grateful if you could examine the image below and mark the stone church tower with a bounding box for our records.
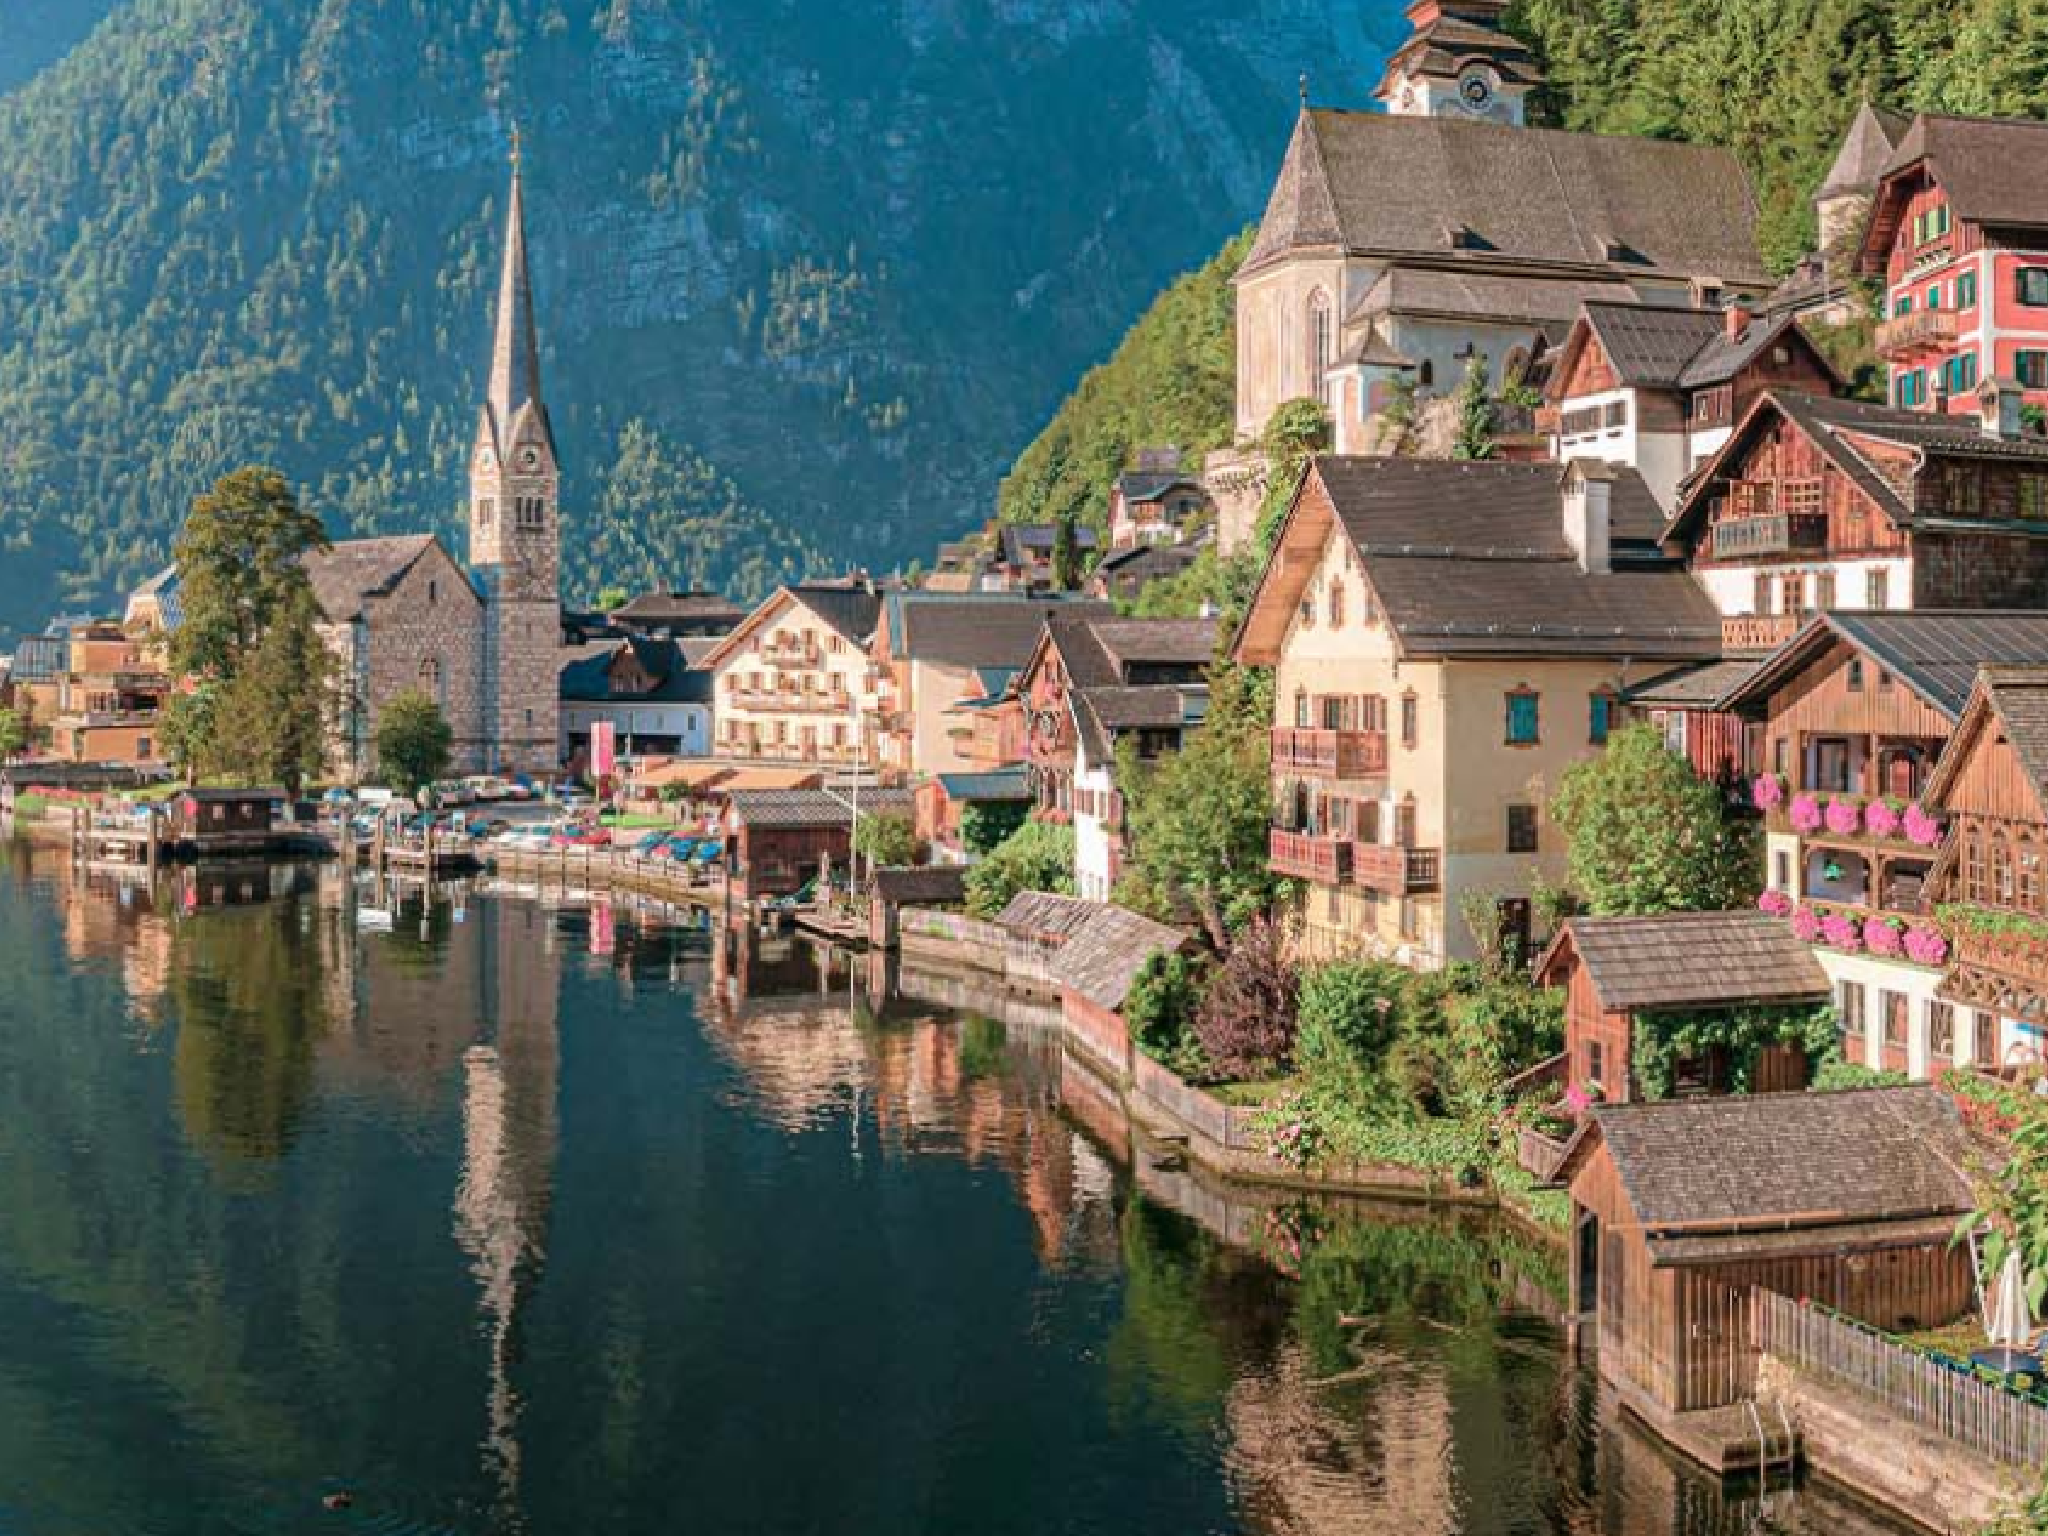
[1372,0,1539,126]
[470,138,563,775]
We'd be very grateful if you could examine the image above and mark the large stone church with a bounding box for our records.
[309,146,563,780]
[1231,0,1772,454]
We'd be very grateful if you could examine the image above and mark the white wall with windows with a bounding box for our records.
[1694,556,1913,617]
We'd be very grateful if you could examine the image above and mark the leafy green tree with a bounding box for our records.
[595,585,630,611]
[960,799,1028,856]
[158,684,222,783]
[965,820,1075,919]
[1116,686,1278,949]
[171,468,330,680]
[375,690,453,796]
[0,708,23,761]
[211,584,337,792]
[1551,723,1761,916]
[1124,951,1206,1067]
[853,810,919,868]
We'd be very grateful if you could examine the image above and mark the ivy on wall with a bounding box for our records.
[1630,1001,1841,1101]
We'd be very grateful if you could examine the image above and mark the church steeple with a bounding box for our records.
[481,130,552,459]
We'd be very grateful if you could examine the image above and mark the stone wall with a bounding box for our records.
[1758,1353,2034,1534]
[358,544,488,775]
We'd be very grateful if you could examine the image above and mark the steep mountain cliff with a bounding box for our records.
[0,0,1401,632]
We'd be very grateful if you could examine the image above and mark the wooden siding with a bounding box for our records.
[1571,1138,1974,1415]
[1702,418,1908,562]
[1942,733,2044,825]
[1563,953,1636,1102]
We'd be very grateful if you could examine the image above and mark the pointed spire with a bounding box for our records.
[485,127,545,453]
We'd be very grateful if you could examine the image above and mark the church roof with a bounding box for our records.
[304,535,468,623]
[1352,267,1636,328]
[1817,101,1909,200]
[1240,110,1768,286]
[480,153,555,459]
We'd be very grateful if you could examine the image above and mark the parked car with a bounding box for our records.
[550,824,610,849]
[495,825,557,852]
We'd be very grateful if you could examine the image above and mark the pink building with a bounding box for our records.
[1859,113,2048,415]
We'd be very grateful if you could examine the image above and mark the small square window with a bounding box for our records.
[1506,804,1539,854]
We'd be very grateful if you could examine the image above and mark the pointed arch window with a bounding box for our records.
[419,658,445,710]
[1307,288,1334,406]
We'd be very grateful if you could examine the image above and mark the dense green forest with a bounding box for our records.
[997,0,2048,536]
[0,0,1397,637]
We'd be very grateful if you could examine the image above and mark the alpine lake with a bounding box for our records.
[0,838,1925,1536]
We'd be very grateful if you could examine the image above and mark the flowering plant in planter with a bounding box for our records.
[1824,797,1863,836]
[1562,1081,1603,1116]
[1819,911,1863,951]
[1751,773,1786,810]
[1757,889,1793,918]
[1790,793,1824,834]
[1863,915,1905,957]
[1791,905,1822,942]
[1903,804,1943,848]
[1904,925,1950,966]
[1864,798,1903,840]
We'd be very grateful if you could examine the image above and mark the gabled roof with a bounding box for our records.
[1924,666,2048,815]
[1030,612,1216,694]
[996,890,1098,943]
[1556,302,1837,397]
[1624,656,1767,709]
[1241,109,1767,285]
[698,581,882,672]
[998,524,1100,567]
[1055,904,1191,1012]
[1239,457,1720,665]
[1817,101,1909,200]
[932,766,1032,803]
[1668,390,2048,544]
[1071,684,1209,764]
[882,592,1105,668]
[1538,911,1828,1014]
[1560,1087,1976,1266]
[726,787,913,830]
[1880,113,2048,231]
[1720,611,2048,722]
[608,589,746,632]
[559,637,711,705]
[1114,470,1205,504]
[1676,310,1835,390]
[304,535,471,623]
[869,865,969,906]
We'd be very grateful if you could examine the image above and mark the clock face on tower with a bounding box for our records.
[520,447,541,471]
[1458,68,1495,111]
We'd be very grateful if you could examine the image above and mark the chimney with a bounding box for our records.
[1724,301,1754,341]
[1978,376,2024,441]
[1561,459,1614,575]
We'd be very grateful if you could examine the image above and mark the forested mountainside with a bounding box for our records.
[0,0,120,93]
[997,0,2048,536]
[1513,0,2048,271]
[0,0,1400,634]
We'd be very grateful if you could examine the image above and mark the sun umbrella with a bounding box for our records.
[1990,1250,2035,1352]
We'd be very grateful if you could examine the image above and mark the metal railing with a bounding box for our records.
[1756,1290,2048,1469]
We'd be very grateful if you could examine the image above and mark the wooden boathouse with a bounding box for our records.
[1557,1086,1978,1465]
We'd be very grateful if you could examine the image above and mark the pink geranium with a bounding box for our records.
[1792,906,1822,942]
[1864,799,1902,839]
[1825,798,1863,836]
[1864,916,1904,957]
[1905,926,1951,966]
[1790,793,1824,834]
[1903,804,1943,848]
[1757,889,1793,918]
[1752,774,1785,810]
[1820,912,1863,951]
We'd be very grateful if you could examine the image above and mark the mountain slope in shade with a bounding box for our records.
[0,0,1400,630]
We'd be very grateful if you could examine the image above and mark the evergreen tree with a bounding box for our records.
[1449,354,1497,462]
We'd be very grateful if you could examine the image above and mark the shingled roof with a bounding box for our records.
[883,592,1105,668]
[1039,613,1216,691]
[1721,611,2048,722]
[725,787,912,831]
[1242,110,1767,284]
[1253,457,1721,662]
[1926,667,2048,816]
[996,890,1098,944]
[1352,268,1636,330]
[1878,112,2048,233]
[1564,1087,1977,1265]
[1054,905,1190,1012]
[1071,684,1209,764]
[1541,911,1829,1014]
[304,535,469,623]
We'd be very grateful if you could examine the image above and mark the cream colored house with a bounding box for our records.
[701,582,883,769]
[1236,456,1721,967]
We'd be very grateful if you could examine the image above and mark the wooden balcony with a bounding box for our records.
[1269,829,1350,885]
[1722,613,1801,652]
[1874,307,1959,361]
[1270,727,1388,780]
[1351,842,1442,895]
[1952,926,2048,992]
[1709,511,1829,561]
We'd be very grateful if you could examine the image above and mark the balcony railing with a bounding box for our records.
[731,688,852,715]
[1269,829,1350,885]
[1722,613,1801,652]
[1874,307,1960,360]
[1953,924,2048,991]
[1270,727,1388,780]
[1709,511,1829,561]
[1351,843,1441,895]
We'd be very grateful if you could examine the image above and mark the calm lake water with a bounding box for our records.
[0,841,1918,1536]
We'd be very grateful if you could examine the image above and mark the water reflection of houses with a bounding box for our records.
[707,925,1120,1268]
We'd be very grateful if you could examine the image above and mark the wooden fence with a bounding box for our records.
[1130,1053,1262,1151]
[1756,1290,2048,1469]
